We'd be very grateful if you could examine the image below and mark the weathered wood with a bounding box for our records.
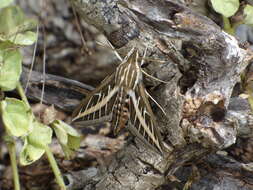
[20,66,94,112]
[20,0,253,189]
[21,63,253,190]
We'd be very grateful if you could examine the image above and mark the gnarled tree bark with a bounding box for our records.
[66,0,253,189]
[22,0,253,189]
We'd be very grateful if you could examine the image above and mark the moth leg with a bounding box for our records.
[140,47,169,83]
[141,69,170,83]
[144,89,167,116]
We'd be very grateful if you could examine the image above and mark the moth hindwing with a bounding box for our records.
[72,48,166,155]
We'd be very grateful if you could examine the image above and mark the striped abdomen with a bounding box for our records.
[112,87,131,135]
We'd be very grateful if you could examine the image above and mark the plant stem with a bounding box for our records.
[222,16,234,35]
[5,136,20,190]
[44,145,66,190]
[17,82,66,190]
[16,82,30,108]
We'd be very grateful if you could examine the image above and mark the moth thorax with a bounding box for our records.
[115,60,141,90]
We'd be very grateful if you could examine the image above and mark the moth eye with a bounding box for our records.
[125,96,130,103]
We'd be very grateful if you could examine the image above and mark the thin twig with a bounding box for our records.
[40,24,46,105]
[70,1,89,54]
[25,25,39,93]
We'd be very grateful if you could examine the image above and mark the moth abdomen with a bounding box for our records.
[112,93,131,135]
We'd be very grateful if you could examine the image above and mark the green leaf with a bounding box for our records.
[0,98,33,137]
[51,120,81,159]
[0,6,25,36]
[68,135,81,150]
[0,0,14,9]
[20,122,52,165]
[8,31,37,45]
[53,120,81,138]
[27,121,52,148]
[20,138,45,165]
[244,5,253,25]
[211,0,239,17]
[53,122,68,145]
[0,46,22,91]
[0,6,37,43]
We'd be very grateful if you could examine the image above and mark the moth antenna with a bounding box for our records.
[141,47,148,66]
[105,38,123,61]
[96,39,123,61]
[123,46,136,61]
[145,89,167,116]
[140,47,169,83]
[141,69,169,83]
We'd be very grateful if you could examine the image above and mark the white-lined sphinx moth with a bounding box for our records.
[72,48,167,155]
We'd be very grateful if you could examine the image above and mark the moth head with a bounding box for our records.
[115,48,142,89]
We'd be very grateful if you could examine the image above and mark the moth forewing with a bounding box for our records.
[71,73,116,122]
[72,114,112,128]
[73,86,119,120]
[128,84,165,155]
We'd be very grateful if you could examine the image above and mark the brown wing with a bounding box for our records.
[127,82,166,155]
[71,74,118,125]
